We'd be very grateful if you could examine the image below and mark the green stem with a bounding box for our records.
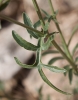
[36,39,42,64]
[0,14,44,35]
[32,0,78,73]
[32,0,45,28]
[48,0,73,61]
[52,40,78,72]
[68,24,78,47]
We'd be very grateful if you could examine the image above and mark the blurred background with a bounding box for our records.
[0,0,78,100]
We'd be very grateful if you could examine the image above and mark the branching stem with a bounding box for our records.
[33,0,78,73]
[48,0,73,61]
[0,14,43,35]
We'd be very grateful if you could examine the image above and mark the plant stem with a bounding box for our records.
[33,0,78,73]
[32,0,45,28]
[52,40,78,72]
[48,0,73,61]
[0,14,44,35]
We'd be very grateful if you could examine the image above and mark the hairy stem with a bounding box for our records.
[33,0,78,73]
[52,40,78,72]
[0,14,43,35]
[32,0,45,28]
[48,0,73,61]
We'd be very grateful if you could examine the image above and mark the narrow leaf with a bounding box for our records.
[23,12,38,39]
[48,57,64,65]
[72,43,78,55]
[68,24,78,47]
[23,13,44,39]
[42,50,59,56]
[54,10,58,15]
[43,22,49,32]
[68,69,73,84]
[38,85,43,100]
[0,81,4,90]
[47,95,51,100]
[47,15,59,23]
[12,31,39,51]
[63,65,70,76]
[14,57,36,69]
[38,67,71,95]
[34,17,48,29]
[41,9,50,17]
[41,63,67,73]
[0,14,44,36]
[41,35,54,50]
[0,0,10,11]
[75,57,78,63]
[41,10,58,24]
[41,9,58,23]
[35,48,41,64]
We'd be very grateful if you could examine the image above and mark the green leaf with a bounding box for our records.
[42,50,59,56]
[54,10,58,16]
[0,0,10,11]
[47,95,51,100]
[35,48,41,64]
[34,17,48,29]
[23,12,38,39]
[38,67,71,95]
[41,9,58,24]
[68,24,78,47]
[14,57,37,69]
[43,22,49,32]
[0,81,4,90]
[41,9,58,23]
[72,43,78,56]
[41,63,67,73]
[23,12,44,39]
[47,15,59,23]
[12,31,39,51]
[41,9,50,17]
[38,85,43,94]
[48,57,64,65]
[63,65,70,76]
[38,85,43,100]
[41,35,54,50]
[63,65,70,71]
[68,69,73,84]
[75,57,78,63]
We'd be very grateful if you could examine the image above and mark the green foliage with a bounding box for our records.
[68,69,73,84]
[12,12,69,95]
[0,81,4,91]
[42,50,59,56]
[12,31,39,51]
[41,35,54,50]
[38,85,43,100]
[37,85,51,100]
[0,0,10,29]
[48,56,64,65]
[0,0,10,11]
[41,63,67,73]
[34,17,48,29]
[1,0,78,96]
[68,24,78,47]
[63,65,70,76]
[72,43,78,56]
[38,67,70,95]
[41,9,58,23]
[75,57,78,63]
[23,12,44,39]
